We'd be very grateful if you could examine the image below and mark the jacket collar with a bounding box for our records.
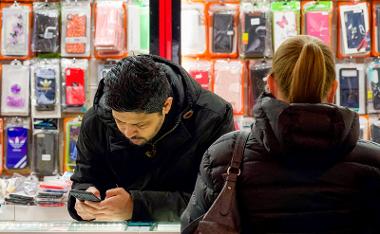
[252,92,359,164]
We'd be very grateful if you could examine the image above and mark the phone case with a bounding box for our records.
[35,67,56,110]
[188,70,210,90]
[32,7,59,53]
[181,4,206,56]
[339,68,359,109]
[305,11,330,46]
[33,132,57,176]
[212,13,235,53]
[371,123,380,143]
[242,12,267,57]
[5,126,28,169]
[65,13,87,54]
[273,11,297,51]
[377,6,380,52]
[1,6,30,56]
[248,66,271,116]
[344,10,368,52]
[65,68,85,106]
[369,67,380,110]
[65,121,81,172]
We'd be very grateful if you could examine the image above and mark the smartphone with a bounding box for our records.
[69,189,101,202]
[212,13,234,53]
[339,68,359,110]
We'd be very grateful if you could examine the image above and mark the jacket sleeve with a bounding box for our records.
[129,104,234,222]
[67,113,106,221]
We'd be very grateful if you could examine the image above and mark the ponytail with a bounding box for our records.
[288,42,327,103]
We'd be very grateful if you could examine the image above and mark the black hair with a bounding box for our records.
[104,55,171,113]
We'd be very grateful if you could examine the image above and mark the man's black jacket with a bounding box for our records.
[67,55,234,221]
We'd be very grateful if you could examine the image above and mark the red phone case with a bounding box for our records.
[65,68,85,106]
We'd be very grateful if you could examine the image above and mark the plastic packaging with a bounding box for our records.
[212,60,245,115]
[302,1,332,47]
[32,119,59,177]
[0,118,3,176]
[128,1,149,54]
[182,60,212,90]
[271,1,300,52]
[366,59,380,114]
[338,2,371,58]
[240,0,272,58]
[4,117,30,175]
[61,59,88,113]
[181,2,207,57]
[1,2,31,57]
[63,116,82,173]
[372,1,380,57]
[94,0,127,58]
[369,115,380,144]
[32,2,60,53]
[208,3,239,58]
[1,60,30,116]
[335,62,366,114]
[359,115,369,140]
[61,0,91,57]
[248,59,272,117]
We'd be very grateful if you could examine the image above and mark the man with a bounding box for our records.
[67,55,234,222]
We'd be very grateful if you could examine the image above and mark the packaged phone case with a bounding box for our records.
[335,63,366,114]
[369,115,380,144]
[213,60,244,115]
[32,2,60,53]
[338,2,370,58]
[30,59,61,118]
[128,1,149,54]
[359,115,369,140]
[1,60,30,116]
[61,0,91,57]
[271,1,300,52]
[4,117,30,175]
[182,60,212,90]
[64,117,82,172]
[302,1,332,47]
[208,3,239,58]
[94,0,127,58]
[181,3,207,57]
[372,1,380,56]
[0,118,3,176]
[248,59,272,116]
[61,59,88,112]
[32,119,59,177]
[1,3,31,57]
[367,60,380,114]
[240,0,272,58]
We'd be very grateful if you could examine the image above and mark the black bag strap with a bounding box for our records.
[199,130,250,228]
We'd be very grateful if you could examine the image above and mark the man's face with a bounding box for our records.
[112,98,173,145]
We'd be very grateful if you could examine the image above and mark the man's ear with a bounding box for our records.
[327,80,338,103]
[163,97,173,114]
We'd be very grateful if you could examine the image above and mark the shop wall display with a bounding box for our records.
[0,0,150,177]
[181,0,380,142]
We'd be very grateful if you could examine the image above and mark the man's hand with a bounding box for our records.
[74,187,102,221]
[93,187,133,221]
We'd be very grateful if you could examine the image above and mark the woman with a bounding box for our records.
[181,35,380,233]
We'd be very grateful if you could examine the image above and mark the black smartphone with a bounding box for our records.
[70,189,101,202]
[212,13,234,53]
[339,68,359,110]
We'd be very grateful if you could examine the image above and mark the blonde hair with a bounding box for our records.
[271,35,335,103]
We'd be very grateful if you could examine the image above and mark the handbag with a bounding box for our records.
[187,130,250,234]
